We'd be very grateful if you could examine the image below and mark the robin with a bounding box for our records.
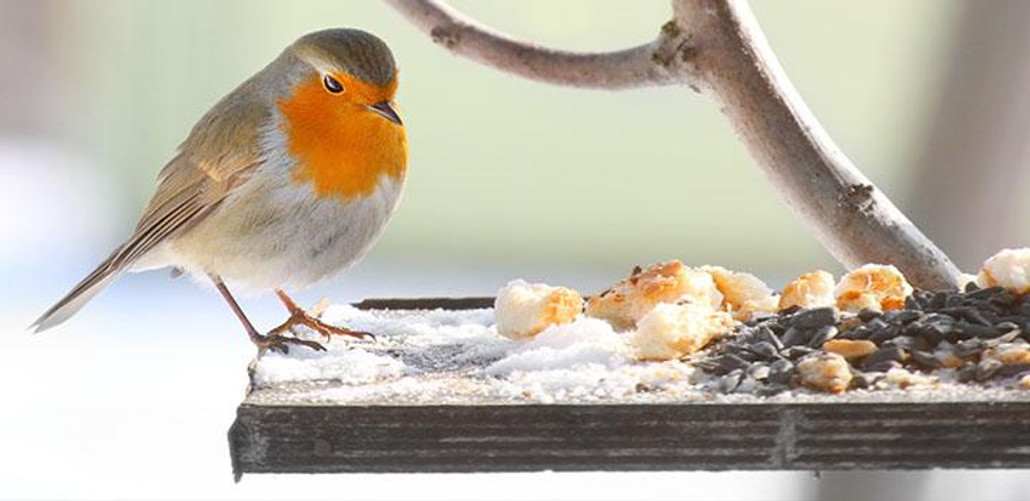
[32,28,407,353]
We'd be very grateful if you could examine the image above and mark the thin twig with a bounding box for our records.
[383,0,691,89]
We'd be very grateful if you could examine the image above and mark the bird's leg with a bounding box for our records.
[209,275,326,354]
[269,289,374,341]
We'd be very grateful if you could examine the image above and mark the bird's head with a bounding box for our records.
[280,28,403,126]
[266,29,407,199]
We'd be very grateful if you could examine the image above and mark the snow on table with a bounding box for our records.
[232,302,1030,477]
[245,305,1030,406]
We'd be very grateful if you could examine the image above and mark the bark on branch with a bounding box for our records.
[383,0,691,89]
[385,0,962,290]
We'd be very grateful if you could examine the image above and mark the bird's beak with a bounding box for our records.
[367,101,403,126]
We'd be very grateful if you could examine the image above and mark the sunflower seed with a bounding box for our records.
[887,309,922,325]
[808,326,838,348]
[747,363,771,381]
[957,363,978,383]
[790,307,837,330]
[967,286,1006,300]
[709,354,751,374]
[905,296,922,310]
[909,350,941,370]
[780,327,809,347]
[861,346,907,369]
[955,338,987,358]
[869,325,902,344]
[756,326,784,351]
[747,341,780,360]
[717,369,744,393]
[768,359,795,385]
[858,308,882,322]
[956,322,1000,340]
[976,359,1003,381]
[782,346,817,360]
[865,360,903,373]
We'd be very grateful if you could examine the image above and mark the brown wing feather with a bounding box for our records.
[33,83,271,332]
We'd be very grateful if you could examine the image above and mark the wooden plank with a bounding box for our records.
[229,401,1030,479]
[229,297,1030,478]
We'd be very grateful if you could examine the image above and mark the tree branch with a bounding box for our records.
[385,0,962,290]
[671,0,961,289]
[383,0,691,89]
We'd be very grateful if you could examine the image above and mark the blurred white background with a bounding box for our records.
[3,0,1030,499]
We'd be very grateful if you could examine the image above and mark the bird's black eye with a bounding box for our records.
[323,74,344,94]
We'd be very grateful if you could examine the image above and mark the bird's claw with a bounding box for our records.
[257,333,327,354]
[269,297,375,343]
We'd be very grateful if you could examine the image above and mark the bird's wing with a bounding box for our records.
[32,89,271,331]
[126,91,271,264]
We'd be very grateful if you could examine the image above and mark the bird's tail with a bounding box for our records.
[31,247,126,333]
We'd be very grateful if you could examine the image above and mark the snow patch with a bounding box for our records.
[246,306,1030,406]
[486,317,628,375]
[252,348,407,387]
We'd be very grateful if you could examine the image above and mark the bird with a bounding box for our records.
[32,28,407,353]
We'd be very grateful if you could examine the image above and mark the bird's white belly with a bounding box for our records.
[158,166,403,291]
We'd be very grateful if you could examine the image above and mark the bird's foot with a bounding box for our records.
[271,293,376,343]
[253,332,327,355]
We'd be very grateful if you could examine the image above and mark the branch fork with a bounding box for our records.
[385,0,962,290]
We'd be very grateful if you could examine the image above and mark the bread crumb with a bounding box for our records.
[779,270,836,311]
[631,302,733,361]
[835,264,913,312]
[822,339,878,360]
[1019,374,1030,390]
[879,367,936,389]
[797,353,852,393]
[977,248,1030,295]
[494,279,583,339]
[586,260,722,331]
[702,266,777,321]
[983,343,1030,365]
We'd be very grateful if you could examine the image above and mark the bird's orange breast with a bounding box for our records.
[277,75,407,200]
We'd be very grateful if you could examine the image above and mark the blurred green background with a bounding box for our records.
[5,0,984,280]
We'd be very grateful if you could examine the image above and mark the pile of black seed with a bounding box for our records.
[696,283,1030,395]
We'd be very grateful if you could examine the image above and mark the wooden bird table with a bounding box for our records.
[228,298,1030,480]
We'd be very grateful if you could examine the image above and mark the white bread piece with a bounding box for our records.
[835,264,912,312]
[797,353,852,394]
[977,248,1030,295]
[494,279,583,339]
[779,270,836,311]
[982,343,1030,365]
[586,260,722,331]
[631,302,733,361]
[702,265,777,321]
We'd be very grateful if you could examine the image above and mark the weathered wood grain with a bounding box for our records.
[229,401,1030,479]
